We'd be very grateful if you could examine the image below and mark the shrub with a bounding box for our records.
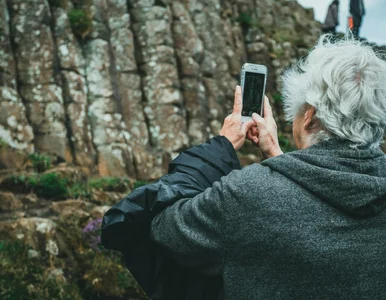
[35,173,68,199]
[68,183,91,199]
[68,8,92,39]
[28,153,51,172]
[2,174,38,194]
[89,177,131,193]
[236,12,253,27]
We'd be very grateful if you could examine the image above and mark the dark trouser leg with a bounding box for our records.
[352,15,362,38]
[322,27,336,34]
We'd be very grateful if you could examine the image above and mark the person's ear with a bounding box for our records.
[303,106,316,131]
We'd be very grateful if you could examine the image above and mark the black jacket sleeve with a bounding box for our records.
[100,136,240,299]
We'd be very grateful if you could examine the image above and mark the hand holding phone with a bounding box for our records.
[220,86,256,150]
[240,63,268,122]
[246,97,283,159]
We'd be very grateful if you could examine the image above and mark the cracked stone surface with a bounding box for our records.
[0,0,326,178]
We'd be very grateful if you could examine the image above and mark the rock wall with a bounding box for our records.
[0,0,321,180]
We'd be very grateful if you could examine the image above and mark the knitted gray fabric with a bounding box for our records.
[151,139,386,299]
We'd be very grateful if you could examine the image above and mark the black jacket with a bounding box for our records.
[101,136,240,299]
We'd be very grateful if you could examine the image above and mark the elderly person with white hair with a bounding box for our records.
[102,36,386,299]
[148,36,386,299]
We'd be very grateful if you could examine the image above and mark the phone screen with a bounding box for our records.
[242,72,265,116]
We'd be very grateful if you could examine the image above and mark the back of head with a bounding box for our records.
[282,35,386,148]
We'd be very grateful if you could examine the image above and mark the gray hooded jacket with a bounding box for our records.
[151,139,386,299]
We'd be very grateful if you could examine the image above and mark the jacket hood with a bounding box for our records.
[262,139,386,217]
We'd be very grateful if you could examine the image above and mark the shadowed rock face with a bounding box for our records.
[0,0,323,179]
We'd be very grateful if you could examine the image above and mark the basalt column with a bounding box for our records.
[171,2,210,145]
[0,0,34,168]
[7,0,71,161]
[128,1,189,156]
[51,3,97,174]
[183,0,238,135]
[102,0,167,179]
[82,0,136,177]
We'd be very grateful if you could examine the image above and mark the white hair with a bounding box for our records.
[282,35,386,148]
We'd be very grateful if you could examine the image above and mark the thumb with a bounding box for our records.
[242,120,256,133]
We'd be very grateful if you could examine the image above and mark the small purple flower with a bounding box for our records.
[83,218,102,233]
[83,218,103,251]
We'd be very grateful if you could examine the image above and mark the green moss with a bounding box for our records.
[28,153,51,172]
[0,210,148,299]
[0,239,81,300]
[10,173,67,198]
[27,175,39,187]
[6,174,134,200]
[68,8,93,39]
[11,174,27,185]
[236,13,260,33]
[6,173,67,198]
[35,173,68,198]
[55,216,147,299]
[89,177,131,193]
[133,180,148,189]
[9,174,38,191]
[68,183,91,199]
[236,13,253,27]
[273,30,295,43]
[0,138,8,147]
[82,252,144,297]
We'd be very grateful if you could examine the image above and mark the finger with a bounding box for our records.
[242,120,255,133]
[232,85,242,115]
[252,113,266,129]
[246,130,259,145]
[250,125,258,136]
[246,130,254,141]
[247,131,259,144]
[263,96,273,118]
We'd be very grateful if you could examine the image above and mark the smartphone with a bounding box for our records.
[240,63,268,122]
